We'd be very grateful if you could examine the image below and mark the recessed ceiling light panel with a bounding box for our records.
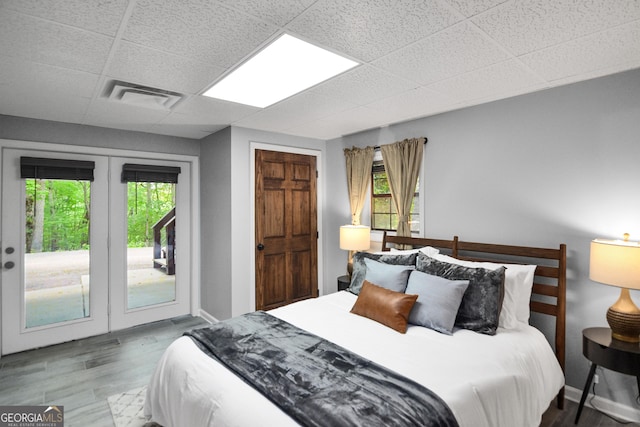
[202,34,359,108]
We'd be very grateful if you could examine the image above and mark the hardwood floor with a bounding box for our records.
[0,315,633,427]
[542,399,639,426]
[0,315,207,427]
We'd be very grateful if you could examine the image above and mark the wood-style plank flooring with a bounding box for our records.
[542,399,638,426]
[0,315,631,427]
[0,315,206,427]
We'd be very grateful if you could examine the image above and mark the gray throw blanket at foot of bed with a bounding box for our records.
[185,311,458,427]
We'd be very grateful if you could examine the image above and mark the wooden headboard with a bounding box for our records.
[381,232,567,409]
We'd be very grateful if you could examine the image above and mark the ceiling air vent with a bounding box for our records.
[104,80,183,110]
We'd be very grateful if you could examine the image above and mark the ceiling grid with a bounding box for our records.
[0,0,638,140]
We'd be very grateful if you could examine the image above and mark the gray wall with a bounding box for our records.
[199,126,233,319]
[0,115,200,155]
[327,68,640,406]
[199,126,326,319]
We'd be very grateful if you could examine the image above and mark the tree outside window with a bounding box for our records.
[371,160,419,232]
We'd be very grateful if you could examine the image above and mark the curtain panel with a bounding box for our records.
[380,137,425,238]
[344,146,374,225]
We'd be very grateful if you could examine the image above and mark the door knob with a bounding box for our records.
[4,261,15,269]
[257,243,265,251]
[5,247,14,254]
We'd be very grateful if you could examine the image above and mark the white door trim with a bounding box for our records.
[249,142,324,312]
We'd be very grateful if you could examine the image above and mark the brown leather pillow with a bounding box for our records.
[350,280,418,333]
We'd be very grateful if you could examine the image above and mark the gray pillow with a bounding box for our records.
[363,257,414,293]
[416,253,505,335]
[348,252,418,295]
[405,270,470,335]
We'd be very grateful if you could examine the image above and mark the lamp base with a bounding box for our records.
[346,250,355,277]
[607,288,640,343]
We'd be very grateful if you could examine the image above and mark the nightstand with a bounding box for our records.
[337,275,350,292]
[575,327,640,424]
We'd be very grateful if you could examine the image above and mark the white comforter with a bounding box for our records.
[145,291,564,427]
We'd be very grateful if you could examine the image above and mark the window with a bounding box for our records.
[371,160,419,232]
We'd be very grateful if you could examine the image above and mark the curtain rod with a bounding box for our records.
[373,137,428,150]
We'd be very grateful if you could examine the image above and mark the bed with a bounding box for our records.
[144,233,566,427]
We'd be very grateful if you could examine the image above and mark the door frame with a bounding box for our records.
[250,142,323,311]
[0,138,200,356]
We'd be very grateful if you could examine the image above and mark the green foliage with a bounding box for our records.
[371,167,420,232]
[25,179,90,253]
[372,171,390,194]
[127,182,175,247]
[24,179,176,253]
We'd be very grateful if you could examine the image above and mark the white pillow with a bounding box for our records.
[382,246,440,257]
[430,254,536,329]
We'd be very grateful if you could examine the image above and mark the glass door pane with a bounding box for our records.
[126,182,176,309]
[25,179,91,328]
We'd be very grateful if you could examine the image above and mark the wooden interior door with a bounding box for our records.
[255,150,318,311]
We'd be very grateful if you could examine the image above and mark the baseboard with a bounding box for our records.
[565,385,640,422]
[198,309,219,324]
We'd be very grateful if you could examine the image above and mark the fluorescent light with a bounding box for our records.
[202,34,358,108]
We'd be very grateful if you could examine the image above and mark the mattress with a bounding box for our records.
[145,291,564,427]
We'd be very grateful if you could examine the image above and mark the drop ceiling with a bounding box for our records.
[0,0,639,140]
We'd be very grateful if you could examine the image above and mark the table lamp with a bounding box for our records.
[590,234,640,343]
[340,225,370,277]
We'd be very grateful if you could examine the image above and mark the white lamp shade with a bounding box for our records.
[590,238,640,290]
[340,225,370,251]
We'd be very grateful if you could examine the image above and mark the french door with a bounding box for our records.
[1,149,191,354]
[108,157,191,331]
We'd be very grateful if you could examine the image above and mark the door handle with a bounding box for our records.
[4,261,15,269]
[257,243,265,251]
[5,247,14,254]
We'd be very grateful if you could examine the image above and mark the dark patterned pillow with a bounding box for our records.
[416,253,505,335]
[348,252,418,295]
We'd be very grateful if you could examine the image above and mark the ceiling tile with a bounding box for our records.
[373,22,511,85]
[443,0,510,17]
[548,64,640,89]
[473,0,640,56]
[84,98,170,131]
[310,65,417,106]
[364,87,455,124]
[288,0,462,61]
[0,57,99,98]
[234,91,357,132]
[0,11,113,74]
[218,0,316,26]
[123,0,277,68]
[0,83,91,124]
[427,59,547,103]
[170,95,260,123]
[107,41,225,95]
[148,122,229,139]
[520,20,640,82]
[287,105,387,138]
[281,121,338,140]
[1,0,129,36]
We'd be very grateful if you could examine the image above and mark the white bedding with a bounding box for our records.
[145,291,564,427]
